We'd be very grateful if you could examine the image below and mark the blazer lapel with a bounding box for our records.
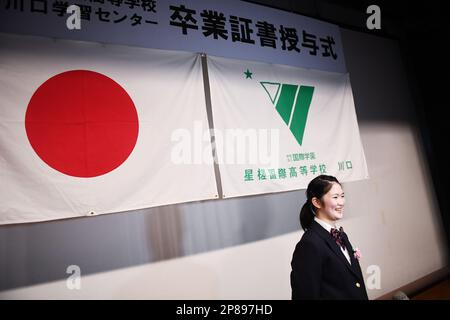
[343,234,364,280]
[310,221,362,281]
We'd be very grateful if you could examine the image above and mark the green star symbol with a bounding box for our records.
[244,69,253,79]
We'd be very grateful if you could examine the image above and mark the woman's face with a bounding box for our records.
[314,182,345,222]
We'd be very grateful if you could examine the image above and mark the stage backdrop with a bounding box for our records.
[0,33,218,225]
[207,55,369,198]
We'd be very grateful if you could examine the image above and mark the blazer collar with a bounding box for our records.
[309,220,362,281]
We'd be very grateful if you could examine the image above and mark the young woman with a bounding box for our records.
[290,175,368,300]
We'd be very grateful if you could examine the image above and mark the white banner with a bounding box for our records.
[207,55,369,198]
[0,33,218,225]
[0,0,346,73]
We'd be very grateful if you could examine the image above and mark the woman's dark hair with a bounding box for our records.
[299,175,341,230]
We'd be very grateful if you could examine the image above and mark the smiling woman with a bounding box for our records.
[291,175,369,300]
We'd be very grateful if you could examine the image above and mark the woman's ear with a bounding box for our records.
[311,197,322,210]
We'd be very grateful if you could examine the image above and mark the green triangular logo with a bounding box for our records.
[261,81,314,146]
[260,82,281,104]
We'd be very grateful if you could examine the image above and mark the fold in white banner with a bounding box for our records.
[207,55,369,198]
[0,33,218,225]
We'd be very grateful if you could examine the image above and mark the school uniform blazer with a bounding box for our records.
[290,220,369,300]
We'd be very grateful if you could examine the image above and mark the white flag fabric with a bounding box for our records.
[207,55,369,198]
[0,33,218,225]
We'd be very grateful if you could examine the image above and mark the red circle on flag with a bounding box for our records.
[25,70,139,178]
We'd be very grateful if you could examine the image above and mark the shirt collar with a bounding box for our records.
[314,217,338,233]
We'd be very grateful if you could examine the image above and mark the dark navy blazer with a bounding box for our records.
[290,220,369,300]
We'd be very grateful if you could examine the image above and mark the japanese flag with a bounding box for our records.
[0,33,218,225]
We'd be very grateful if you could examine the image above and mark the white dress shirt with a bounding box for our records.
[314,217,351,265]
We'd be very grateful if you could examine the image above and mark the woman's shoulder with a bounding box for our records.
[292,228,325,261]
[295,228,322,248]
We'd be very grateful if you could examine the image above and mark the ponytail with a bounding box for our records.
[299,200,315,231]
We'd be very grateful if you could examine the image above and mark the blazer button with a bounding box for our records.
[356,282,361,288]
